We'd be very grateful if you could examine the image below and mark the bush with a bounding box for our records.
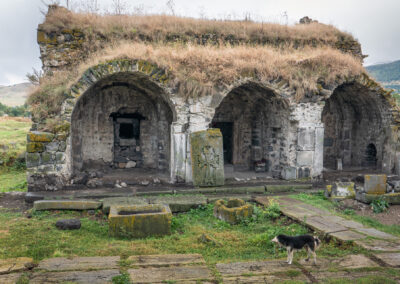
[264,198,281,219]
[112,273,132,284]
[371,197,389,213]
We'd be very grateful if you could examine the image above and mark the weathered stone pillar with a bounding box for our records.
[286,102,325,179]
[190,129,225,187]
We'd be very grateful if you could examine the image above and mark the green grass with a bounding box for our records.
[0,117,30,191]
[0,169,27,192]
[0,204,361,263]
[290,191,400,237]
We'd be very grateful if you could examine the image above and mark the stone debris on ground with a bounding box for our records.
[55,219,81,230]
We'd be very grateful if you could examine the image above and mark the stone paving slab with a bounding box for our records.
[355,239,400,252]
[216,260,301,277]
[0,273,22,284]
[102,197,147,213]
[311,271,393,282]
[127,265,213,283]
[0,257,33,275]
[30,269,120,284]
[223,274,309,284]
[329,230,367,241]
[33,200,102,211]
[355,228,398,240]
[299,254,378,270]
[37,256,120,271]
[305,216,348,233]
[373,252,400,267]
[127,254,205,267]
[340,219,366,230]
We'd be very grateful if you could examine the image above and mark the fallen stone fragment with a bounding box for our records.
[55,219,81,230]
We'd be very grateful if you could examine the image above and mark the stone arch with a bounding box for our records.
[211,80,291,176]
[67,60,177,177]
[321,80,394,172]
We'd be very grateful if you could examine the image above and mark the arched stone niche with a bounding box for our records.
[322,82,393,171]
[70,72,174,174]
[211,82,291,176]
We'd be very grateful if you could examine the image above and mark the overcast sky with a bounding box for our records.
[0,0,399,86]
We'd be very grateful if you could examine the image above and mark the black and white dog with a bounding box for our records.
[271,234,321,265]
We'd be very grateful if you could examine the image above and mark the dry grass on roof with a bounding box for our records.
[28,42,364,126]
[41,6,354,45]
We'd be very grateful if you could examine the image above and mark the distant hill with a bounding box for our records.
[0,83,33,107]
[366,60,400,94]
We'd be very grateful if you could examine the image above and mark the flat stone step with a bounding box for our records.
[0,257,33,275]
[30,269,120,284]
[148,195,207,212]
[127,265,213,283]
[311,271,392,282]
[127,254,205,267]
[33,200,102,211]
[216,260,302,277]
[265,184,312,193]
[37,256,120,272]
[373,252,400,267]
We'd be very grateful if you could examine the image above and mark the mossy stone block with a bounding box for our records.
[26,153,41,167]
[365,175,387,195]
[190,129,224,187]
[108,204,172,238]
[27,131,54,142]
[41,152,53,165]
[27,142,45,153]
[213,198,253,224]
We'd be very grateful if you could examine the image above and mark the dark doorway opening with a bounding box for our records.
[365,143,377,168]
[110,112,145,166]
[212,122,233,164]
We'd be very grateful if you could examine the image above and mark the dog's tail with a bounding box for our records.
[314,235,321,249]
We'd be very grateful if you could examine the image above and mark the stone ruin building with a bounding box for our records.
[26,6,400,191]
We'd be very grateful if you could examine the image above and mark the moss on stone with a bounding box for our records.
[213,199,253,224]
[27,142,45,153]
[27,131,55,142]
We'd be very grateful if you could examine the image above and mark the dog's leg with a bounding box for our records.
[288,248,294,265]
[312,250,317,265]
[285,247,290,263]
[305,246,310,262]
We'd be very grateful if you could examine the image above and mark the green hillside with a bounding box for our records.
[366,60,400,96]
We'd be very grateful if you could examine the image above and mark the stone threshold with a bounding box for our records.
[25,183,314,203]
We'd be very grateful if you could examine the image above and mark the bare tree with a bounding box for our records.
[166,0,175,15]
[112,0,129,15]
[26,68,43,85]
[79,0,99,13]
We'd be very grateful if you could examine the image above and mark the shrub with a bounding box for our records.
[371,198,389,214]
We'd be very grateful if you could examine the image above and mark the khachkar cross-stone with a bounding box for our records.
[190,129,225,187]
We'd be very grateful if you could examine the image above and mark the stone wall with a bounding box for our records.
[25,58,400,191]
